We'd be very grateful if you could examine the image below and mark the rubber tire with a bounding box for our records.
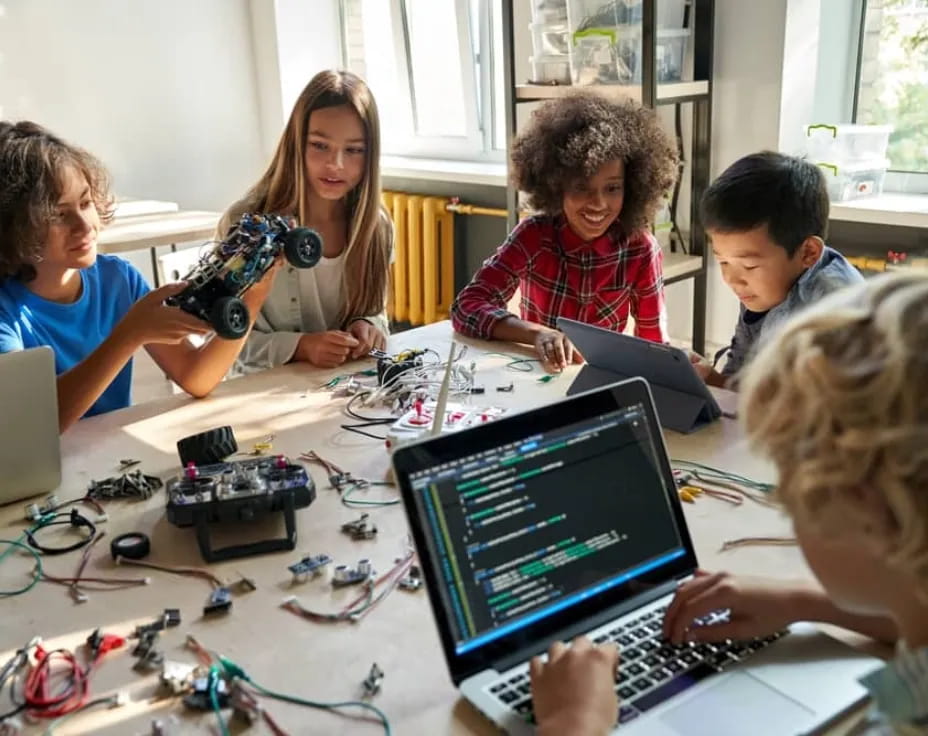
[283,227,322,269]
[211,296,249,340]
[176,426,238,466]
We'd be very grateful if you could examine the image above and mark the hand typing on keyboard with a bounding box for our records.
[530,636,619,736]
[663,569,810,644]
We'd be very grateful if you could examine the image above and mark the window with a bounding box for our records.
[855,0,928,181]
[340,0,505,161]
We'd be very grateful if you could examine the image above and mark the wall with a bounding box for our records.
[0,0,266,214]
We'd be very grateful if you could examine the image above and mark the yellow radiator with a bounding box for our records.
[383,192,454,326]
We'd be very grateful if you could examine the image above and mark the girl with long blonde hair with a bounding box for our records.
[219,69,392,370]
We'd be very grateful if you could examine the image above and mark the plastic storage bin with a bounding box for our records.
[571,27,688,85]
[530,21,571,57]
[565,0,687,30]
[530,55,572,84]
[818,159,888,202]
[531,0,569,26]
[804,124,892,165]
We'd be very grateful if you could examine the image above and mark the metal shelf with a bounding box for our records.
[501,0,714,352]
[663,251,705,284]
[516,80,710,105]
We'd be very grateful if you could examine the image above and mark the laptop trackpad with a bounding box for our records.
[660,672,813,736]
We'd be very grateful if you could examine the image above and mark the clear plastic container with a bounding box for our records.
[804,124,893,166]
[571,27,689,85]
[817,159,888,202]
[566,0,688,32]
[530,21,571,57]
[531,0,568,26]
[529,55,572,84]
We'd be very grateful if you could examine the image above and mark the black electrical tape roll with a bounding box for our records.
[110,532,150,560]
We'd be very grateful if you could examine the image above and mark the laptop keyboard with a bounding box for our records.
[487,606,788,726]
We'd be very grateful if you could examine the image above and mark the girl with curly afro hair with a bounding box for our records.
[0,122,272,431]
[451,93,678,371]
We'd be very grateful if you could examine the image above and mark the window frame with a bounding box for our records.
[340,0,504,163]
[852,0,928,192]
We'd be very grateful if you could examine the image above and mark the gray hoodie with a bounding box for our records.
[720,245,863,380]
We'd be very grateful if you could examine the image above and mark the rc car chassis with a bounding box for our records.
[167,213,322,339]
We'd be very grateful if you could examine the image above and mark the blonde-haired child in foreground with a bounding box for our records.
[531,272,927,735]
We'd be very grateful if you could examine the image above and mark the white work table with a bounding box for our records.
[0,322,877,735]
[98,209,221,287]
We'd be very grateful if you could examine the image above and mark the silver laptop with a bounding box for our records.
[392,378,879,736]
[0,347,61,504]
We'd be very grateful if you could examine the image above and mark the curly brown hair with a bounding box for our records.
[510,93,679,231]
[0,121,115,283]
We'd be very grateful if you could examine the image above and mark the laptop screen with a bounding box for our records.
[403,393,688,659]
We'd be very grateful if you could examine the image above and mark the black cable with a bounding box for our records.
[344,393,395,424]
[24,509,96,555]
[340,424,388,441]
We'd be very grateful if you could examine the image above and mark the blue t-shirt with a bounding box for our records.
[0,254,150,418]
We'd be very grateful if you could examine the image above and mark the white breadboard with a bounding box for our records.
[385,401,507,452]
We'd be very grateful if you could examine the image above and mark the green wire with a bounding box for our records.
[215,657,391,735]
[481,352,539,372]
[249,681,391,735]
[0,539,43,597]
[671,459,775,493]
[209,666,230,736]
[0,513,55,566]
[341,483,401,508]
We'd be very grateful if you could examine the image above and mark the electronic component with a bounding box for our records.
[288,554,333,582]
[361,663,384,697]
[132,629,164,672]
[160,661,197,695]
[331,559,373,587]
[398,564,423,592]
[110,532,151,560]
[183,675,229,711]
[23,493,58,521]
[384,401,507,453]
[341,513,377,540]
[88,470,163,501]
[235,573,257,592]
[203,586,233,615]
[376,349,425,386]
[496,382,515,392]
[165,455,315,562]
[164,608,181,627]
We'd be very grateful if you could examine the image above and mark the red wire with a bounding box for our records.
[23,648,89,718]
[23,634,123,718]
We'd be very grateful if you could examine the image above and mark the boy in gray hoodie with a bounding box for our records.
[691,151,862,388]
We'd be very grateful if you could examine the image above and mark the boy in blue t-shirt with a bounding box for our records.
[0,121,278,431]
[689,151,862,388]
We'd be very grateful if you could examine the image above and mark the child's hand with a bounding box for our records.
[663,570,801,644]
[346,319,387,359]
[294,331,359,368]
[534,330,576,372]
[531,637,619,736]
[121,282,212,346]
[688,351,726,388]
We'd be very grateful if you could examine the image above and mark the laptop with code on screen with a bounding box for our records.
[391,377,879,735]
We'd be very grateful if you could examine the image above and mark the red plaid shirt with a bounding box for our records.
[451,215,667,342]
